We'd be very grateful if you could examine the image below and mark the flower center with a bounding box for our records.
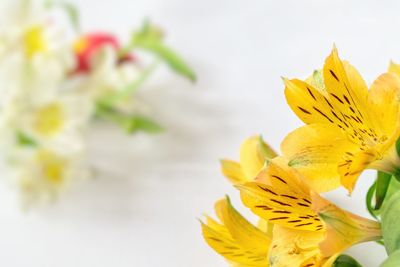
[73,36,88,53]
[33,103,65,136]
[23,25,48,58]
[36,150,66,185]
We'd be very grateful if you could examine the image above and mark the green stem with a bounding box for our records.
[98,59,159,108]
[381,249,400,267]
[376,172,392,210]
[366,180,378,219]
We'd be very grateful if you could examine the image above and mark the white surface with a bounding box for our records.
[0,0,398,266]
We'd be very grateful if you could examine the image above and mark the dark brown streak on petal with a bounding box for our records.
[297,202,309,207]
[271,199,292,207]
[324,97,334,109]
[280,194,298,200]
[329,69,339,82]
[307,87,316,100]
[273,210,291,214]
[330,93,344,104]
[298,106,312,115]
[255,205,272,210]
[257,185,278,196]
[271,175,287,184]
[313,107,334,123]
[343,94,351,105]
[269,216,290,221]
[294,222,313,227]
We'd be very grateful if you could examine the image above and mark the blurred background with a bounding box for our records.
[0,0,398,266]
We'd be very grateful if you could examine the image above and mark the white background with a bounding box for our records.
[1,0,399,266]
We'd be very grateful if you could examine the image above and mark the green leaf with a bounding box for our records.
[366,180,378,219]
[134,20,163,43]
[16,131,37,147]
[376,171,392,210]
[95,104,163,134]
[123,115,163,133]
[381,249,400,267]
[129,21,196,82]
[381,191,400,255]
[333,254,363,267]
[99,60,159,107]
[396,138,400,158]
[374,177,400,216]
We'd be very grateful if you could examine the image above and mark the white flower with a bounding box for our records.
[72,45,142,112]
[0,0,75,107]
[7,146,90,208]
[0,89,92,151]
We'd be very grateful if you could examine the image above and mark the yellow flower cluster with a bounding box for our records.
[201,47,400,266]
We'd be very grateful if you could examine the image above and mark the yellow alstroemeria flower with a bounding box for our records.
[236,158,381,266]
[282,47,400,193]
[220,135,277,232]
[201,197,271,266]
[220,135,277,185]
[311,192,382,258]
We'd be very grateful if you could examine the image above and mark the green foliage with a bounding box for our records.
[381,191,400,255]
[376,171,392,210]
[16,131,37,147]
[396,138,400,159]
[128,20,196,81]
[96,104,163,134]
[380,250,400,267]
[333,254,362,267]
[366,180,378,219]
[365,171,400,220]
[100,60,159,107]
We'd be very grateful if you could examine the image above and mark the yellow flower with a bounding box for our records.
[201,197,271,266]
[220,135,277,184]
[236,158,381,266]
[311,192,382,257]
[268,226,335,267]
[282,47,400,193]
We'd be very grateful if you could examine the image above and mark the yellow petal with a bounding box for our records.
[311,192,382,257]
[215,197,271,254]
[257,219,273,238]
[338,149,378,193]
[368,72,400,147]
[284,78,337,125]
[201,198,270,266]
[281,124,356,192]
[240,135,277,180]
[269,225,327,267]
[323,47,371,127]
[236,160,323,232]
[220,159,247,184]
